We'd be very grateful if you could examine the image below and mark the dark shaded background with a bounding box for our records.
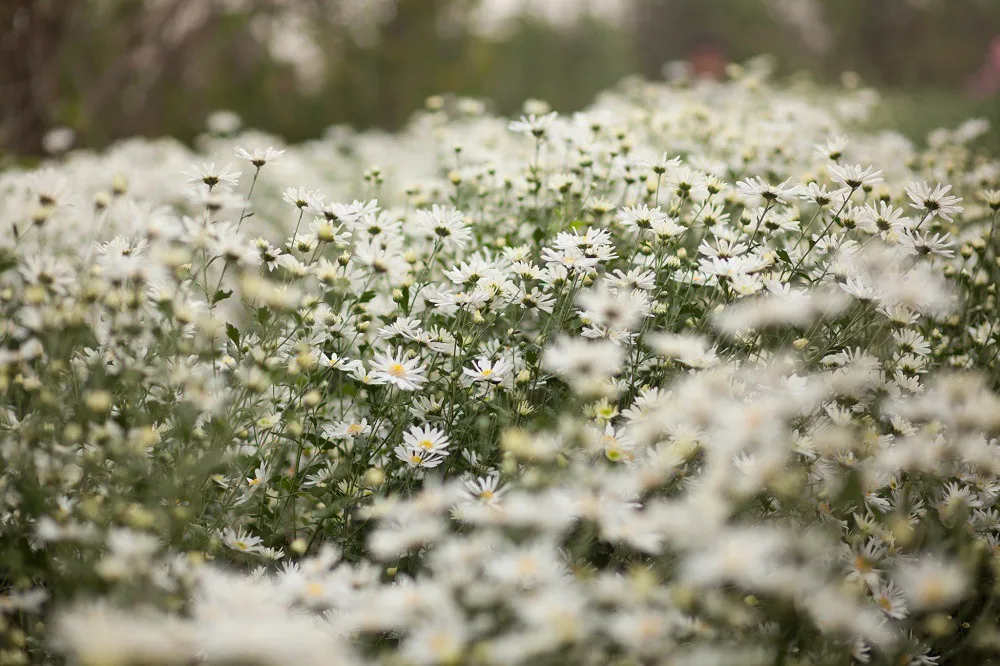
[2,0,1000,158]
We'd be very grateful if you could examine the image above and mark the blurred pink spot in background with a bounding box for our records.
[967,35,1000,98]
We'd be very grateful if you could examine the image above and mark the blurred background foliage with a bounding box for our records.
[2,0,1000,157]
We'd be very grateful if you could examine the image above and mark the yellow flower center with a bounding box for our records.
[409,454,423,464]
[919,578,946,606]
[428,633,457,659]
[419,439,435,449]
[388,363,406,378]
[517,556,539,576]
[347,423,364,435]
[481,368,493,377]
[639,618,659,638]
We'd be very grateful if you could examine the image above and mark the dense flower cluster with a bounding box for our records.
[2,60,1000,665]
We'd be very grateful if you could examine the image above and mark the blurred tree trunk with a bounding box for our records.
[80,0,225,143]
[630,0,709,78]
[0,0,77,156]
[858,0,906,86]
[372,0,478,128]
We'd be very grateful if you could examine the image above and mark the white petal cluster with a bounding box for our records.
[1,65,999,666]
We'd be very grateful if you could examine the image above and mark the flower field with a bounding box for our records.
[2,62,1000,665]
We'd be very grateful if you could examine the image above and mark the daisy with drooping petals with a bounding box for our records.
[906,181,964,223]
[393,444,446,469]
[461,472,507,506]
[370,347,428,391]
[414,205,472,250]
[462,357,513,384]
[233,146,285,168]
[403,424,450,453]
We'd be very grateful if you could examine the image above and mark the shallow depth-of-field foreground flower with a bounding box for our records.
[3,61,1000,665]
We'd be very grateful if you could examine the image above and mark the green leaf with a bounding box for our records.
[212,289,233,304]
[0,248,17,273]
[776,249,791,264]
[678,303,701,318]
[225,323,240,347]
